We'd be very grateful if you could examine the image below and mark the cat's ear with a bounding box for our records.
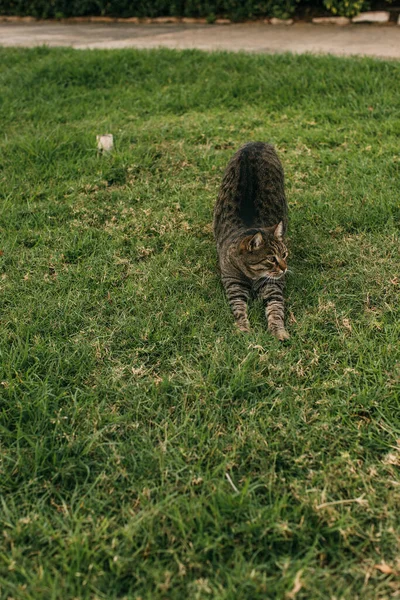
[273,221,284,241]
[240,232,263,253]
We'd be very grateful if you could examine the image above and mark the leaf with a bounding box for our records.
[286,570,303,599]
[374,563,394,575]
[342,318,352,331]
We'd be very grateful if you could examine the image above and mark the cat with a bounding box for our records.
[213,141,289,340]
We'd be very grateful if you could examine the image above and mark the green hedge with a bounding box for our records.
[0,0,392,20]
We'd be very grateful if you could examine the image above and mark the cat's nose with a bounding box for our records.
[277,259,287,271]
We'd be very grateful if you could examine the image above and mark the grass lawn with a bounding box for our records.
[1,47,400,599]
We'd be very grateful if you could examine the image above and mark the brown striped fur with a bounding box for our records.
[214,142,290,339]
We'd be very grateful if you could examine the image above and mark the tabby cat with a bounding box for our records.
[213,142,289,340]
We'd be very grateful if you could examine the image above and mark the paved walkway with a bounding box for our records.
[0,22,400,58]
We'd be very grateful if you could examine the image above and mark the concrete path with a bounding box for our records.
[0,22,400,59]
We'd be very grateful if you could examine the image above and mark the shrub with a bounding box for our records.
[0,0,391,20]
[323,0,366,17]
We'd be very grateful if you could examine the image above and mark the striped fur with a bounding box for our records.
[214,142,290,339]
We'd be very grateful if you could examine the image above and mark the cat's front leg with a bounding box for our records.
[257,280,289,341]
[223,277,251,332]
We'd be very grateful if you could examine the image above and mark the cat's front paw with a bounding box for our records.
[274,329,290,341]
[236,321,251,333]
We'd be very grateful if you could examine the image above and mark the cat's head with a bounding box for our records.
[236,222,288,280]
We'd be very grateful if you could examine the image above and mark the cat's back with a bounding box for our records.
[214,141,287,241]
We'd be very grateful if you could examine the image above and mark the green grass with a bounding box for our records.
[1,47,400,599]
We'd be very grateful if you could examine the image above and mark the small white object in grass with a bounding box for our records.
[97,134,114,153]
